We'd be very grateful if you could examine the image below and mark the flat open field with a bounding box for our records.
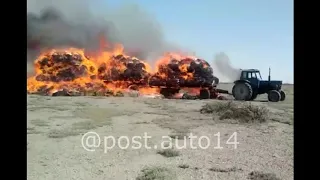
[27,84,293,180]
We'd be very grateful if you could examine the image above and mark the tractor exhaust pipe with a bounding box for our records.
[268,67,271,82]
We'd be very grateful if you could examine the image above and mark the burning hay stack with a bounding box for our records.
[27,48,155,96]
[149,54,219,88]
[28,49,116,96]
[34,50,96,82]
[27,49,224,99]
[97,54,151,86]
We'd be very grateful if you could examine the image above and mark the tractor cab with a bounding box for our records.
[236,69,263,93]
[240,69,262,80]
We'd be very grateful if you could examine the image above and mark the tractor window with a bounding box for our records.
[241,72,247,79]
[251,72,256,78]
[256,72,262,80]
[248,73,252,78]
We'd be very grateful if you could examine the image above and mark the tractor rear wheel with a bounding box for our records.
[232,82,253,101]
[268,90,281,102]
[199,89,211,99]
[279,90,286,101]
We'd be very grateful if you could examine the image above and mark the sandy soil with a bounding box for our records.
[27,84,293,180]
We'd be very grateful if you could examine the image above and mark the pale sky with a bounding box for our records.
[96,0,293,83]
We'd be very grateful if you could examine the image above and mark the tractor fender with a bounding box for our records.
[233,79,251,85]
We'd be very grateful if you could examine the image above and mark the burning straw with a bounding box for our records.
[27,46,221,98]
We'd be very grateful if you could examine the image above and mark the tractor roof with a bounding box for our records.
[240,69,260,72]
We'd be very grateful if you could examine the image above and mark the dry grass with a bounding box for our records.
[248,171,281,180]
[47,129,81,138]
[136,166,176,180]
[45,108,131,139]
[152,118,196,138]
[73,107,126,123]
[208,166,242,173]
[178,164,189,169]
[200,101,269,123]
[28,105,69,112]
[27,127,41,134]
[72,121,97,130]
[27,91,293,180]
[31,119,49,127]
[169,133,189,140]
[133,121,150,124]
[157,149,180,157]
[47,120,112,138]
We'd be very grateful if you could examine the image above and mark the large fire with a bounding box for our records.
[27,40,220,98]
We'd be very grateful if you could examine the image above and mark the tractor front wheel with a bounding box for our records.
[279,90,286,101]
[232,82,253,101]
[268,90,281,102]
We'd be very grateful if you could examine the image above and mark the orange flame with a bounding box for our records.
[27,39,157,95]
[27,37,211,97]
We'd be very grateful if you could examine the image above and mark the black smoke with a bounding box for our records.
[27,0,180,74]
[211,52,241,82]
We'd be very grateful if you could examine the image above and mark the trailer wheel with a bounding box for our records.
[268,90,281,102]
[128,85,139,91]
[199,89,211,99]
[279,90,286,101]
[160,88,179,98]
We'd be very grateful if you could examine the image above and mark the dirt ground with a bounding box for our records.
[27,84,293,180]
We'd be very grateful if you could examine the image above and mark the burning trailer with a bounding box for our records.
[27,48,229,100]
[148,54,227,99]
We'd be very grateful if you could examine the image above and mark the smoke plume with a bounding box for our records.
[211,52,241,82]
[27,0,181,74]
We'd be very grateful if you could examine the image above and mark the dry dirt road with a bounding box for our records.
[27,84,293,180]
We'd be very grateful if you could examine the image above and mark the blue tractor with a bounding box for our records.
[231,68,285,102]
